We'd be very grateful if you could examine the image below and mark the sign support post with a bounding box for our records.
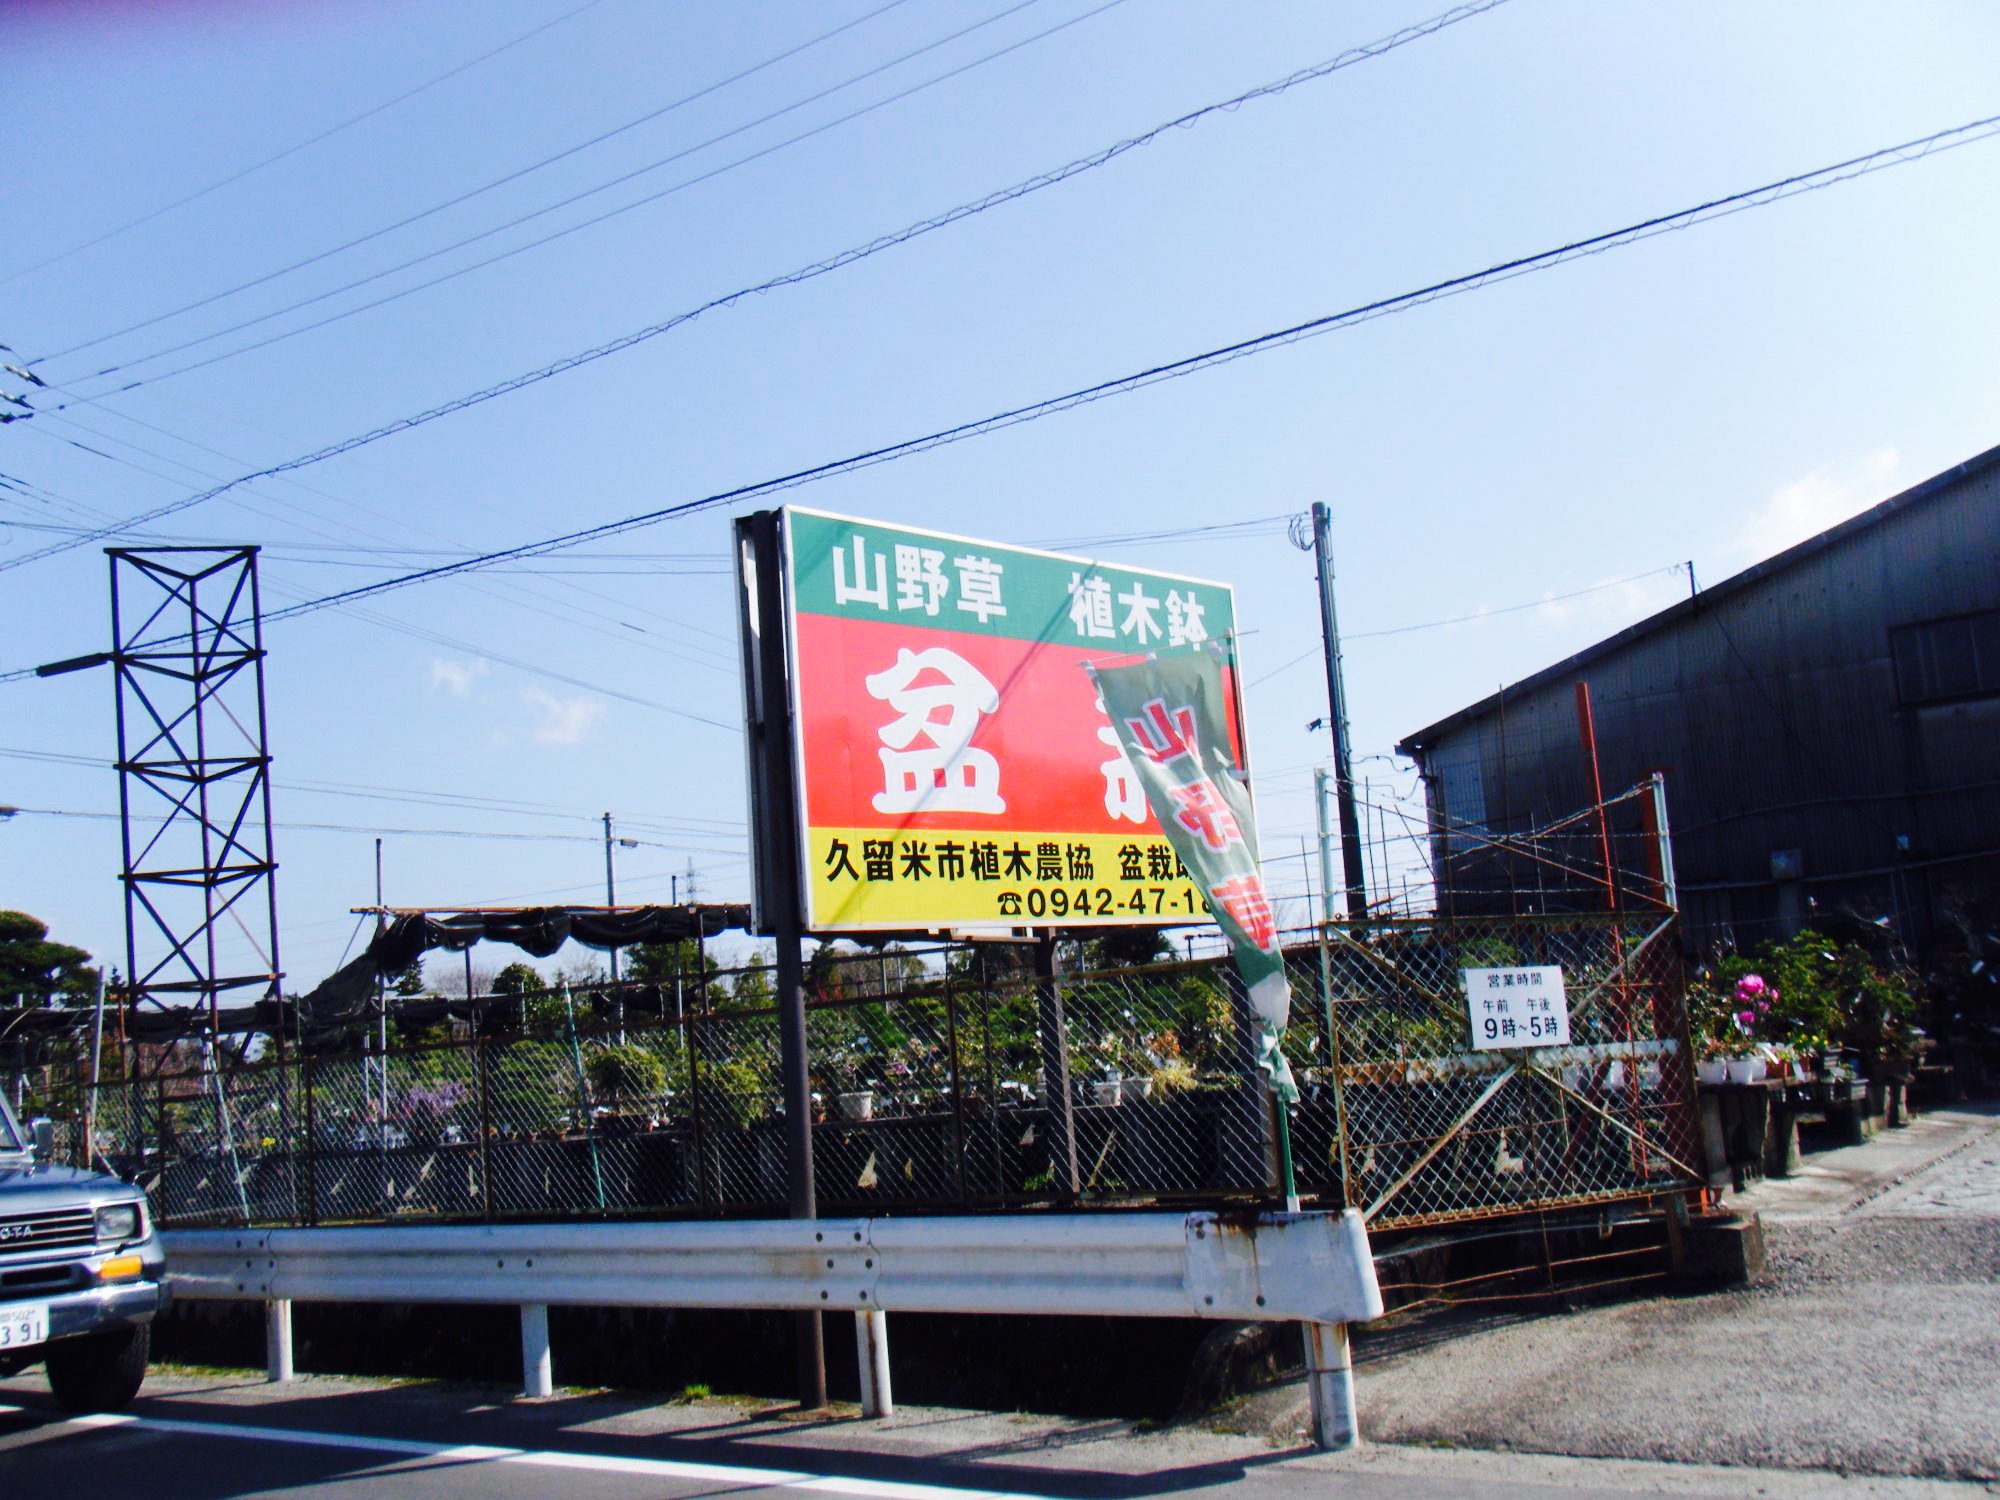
[737,510,826,1410]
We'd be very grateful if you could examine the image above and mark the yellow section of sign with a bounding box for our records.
[806,828,1210,931]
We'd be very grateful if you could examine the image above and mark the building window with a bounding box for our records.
[1890,608,2000,706]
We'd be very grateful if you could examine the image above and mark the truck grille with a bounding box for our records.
[0,1207,95,1254]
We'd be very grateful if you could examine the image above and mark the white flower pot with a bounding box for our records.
[837,1091,874,1122]
[1696,1059,1730,1085]
[1725,1057,1767,1084]
[1121,1076,1152,1104]
[1091,1079,1124,1107]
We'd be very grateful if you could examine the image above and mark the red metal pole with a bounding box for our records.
[1573,682,1617,912]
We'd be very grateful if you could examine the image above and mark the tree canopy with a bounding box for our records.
[0,910,98,1008]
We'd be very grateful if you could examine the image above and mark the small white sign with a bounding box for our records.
[1462,965,1570,1050]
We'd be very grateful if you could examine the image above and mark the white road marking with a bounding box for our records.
[40,1409,1044,1500]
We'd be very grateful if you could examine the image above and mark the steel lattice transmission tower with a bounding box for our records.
[110,547,283,1027]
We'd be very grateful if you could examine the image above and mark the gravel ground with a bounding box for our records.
[1248,1107,2000,1483]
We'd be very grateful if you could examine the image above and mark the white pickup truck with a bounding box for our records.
[0,1090,165,1410]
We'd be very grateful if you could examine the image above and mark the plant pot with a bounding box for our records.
[1696,1059,1730,1085]
[1725,1056,1766,1084]
[837,1091,874,1122]
[1091,1079,1123,1108]
[1121,1076,1153,1104]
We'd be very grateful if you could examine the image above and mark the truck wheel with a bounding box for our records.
[45,1325,150,1412]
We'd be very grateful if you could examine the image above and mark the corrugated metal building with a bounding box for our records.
[1396,443,2000,955]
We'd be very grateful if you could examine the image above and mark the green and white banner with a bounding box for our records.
[1091,649,1297,1102]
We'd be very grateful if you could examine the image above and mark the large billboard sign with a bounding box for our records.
[779,507,1244,932]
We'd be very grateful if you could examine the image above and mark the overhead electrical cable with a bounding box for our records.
[6,805,736,850]
[1,0,1508,564]
[251,111,2000,623]
[0,0,611,289]
[1243,563,1690,687]
[53,0,1478,398]
[33,0,1014,374]
[28,397,741,670]
[64,0,1130,392]
[3,106,1995,669]
[0,743,743,832]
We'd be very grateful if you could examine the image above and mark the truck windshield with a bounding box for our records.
[0,1093,23,1153]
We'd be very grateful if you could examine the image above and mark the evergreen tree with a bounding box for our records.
[0,910,98,1007]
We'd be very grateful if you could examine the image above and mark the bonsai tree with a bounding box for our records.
[586,1044,667,1111]
[698,1057,771,1130]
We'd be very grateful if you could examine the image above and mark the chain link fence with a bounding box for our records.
[27,918,1698,1231]
[1289,911,1702,1229]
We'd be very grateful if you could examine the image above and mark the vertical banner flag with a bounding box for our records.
[1092,650,1297,1102]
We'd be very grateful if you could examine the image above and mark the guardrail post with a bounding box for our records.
[264,1298,294,1383]
[854,1309,892,1418]
[1302,1319,1359,1450]
[520,1303,553,1398]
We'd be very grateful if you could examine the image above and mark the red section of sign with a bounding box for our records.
[793,611,1239,835]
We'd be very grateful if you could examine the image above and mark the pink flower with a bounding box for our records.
[1735,975,1767,1001]
[1737,1010,1756,1028]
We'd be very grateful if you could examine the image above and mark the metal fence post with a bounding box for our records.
[854,1308,893,1418]
[687,1006,713,1214]
[976,953,1005,1200]
[154,1071,169,1223]
[1221,966,1275,1191]
[301,1045,318,1228]
[942,975,969,1204]
[477,1030,494,1223]
[1034,936,1080,1199]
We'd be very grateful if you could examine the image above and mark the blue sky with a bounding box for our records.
[4,0,1997,994]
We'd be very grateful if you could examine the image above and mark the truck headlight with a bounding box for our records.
[95,1204,141,1243]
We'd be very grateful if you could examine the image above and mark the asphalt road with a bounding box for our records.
[1,1374,1987,1500]
[2,1105,1993,1499]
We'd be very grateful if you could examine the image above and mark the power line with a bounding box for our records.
[0,743,744,831]
[37,0,1032,378]
[1245,563,1689,687]
[4,804,741,851]
[33,0,1017,374]
[70,394,746,654]
[0,0,612,289]
[253,111,2000,623]
[68,0,1132,393]
[18,411,743,684]
[5,106,1996,627]
[24,0,1494,433]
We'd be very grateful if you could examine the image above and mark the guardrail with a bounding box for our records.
[164,1209,1382,1447]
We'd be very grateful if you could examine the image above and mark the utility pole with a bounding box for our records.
[1309,502,1369,922]
[373,838,388,1141]
[603,813,637,1041]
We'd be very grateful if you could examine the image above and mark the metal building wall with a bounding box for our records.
[1400,445,2000,953]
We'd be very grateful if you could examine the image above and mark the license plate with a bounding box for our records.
[0,1303,49,1350]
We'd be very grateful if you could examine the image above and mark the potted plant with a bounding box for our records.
[1688,970,1769,1083]
[811,1036,878,1122]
